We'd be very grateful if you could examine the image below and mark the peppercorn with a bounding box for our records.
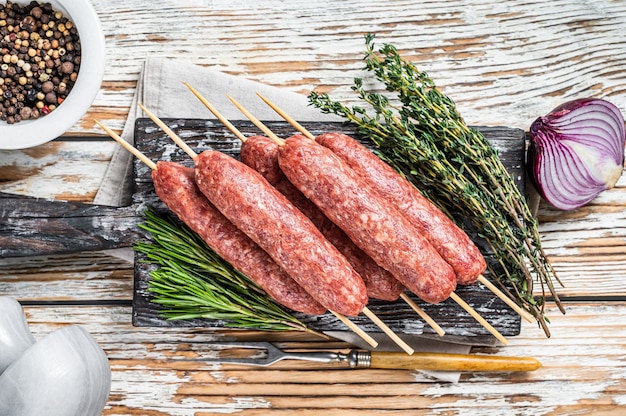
[59,60,72,74]
[0,1,81,124]
[19,105,30,119]
[44,91,55,104]
[25,87,36,103]
[30,7,42,20]
[40,79,52,92]
[20,15,35,32]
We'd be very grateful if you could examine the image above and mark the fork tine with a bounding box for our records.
[188,342,285,366]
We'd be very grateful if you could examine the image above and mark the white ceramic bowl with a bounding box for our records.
[0,0,105,149]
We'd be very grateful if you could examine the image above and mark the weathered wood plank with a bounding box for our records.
[0,193,140,258]
[80,0,626,136]
[0,250,133,302]
[15,302,626,415]
[0,140,115,201]
[534,174,626,298]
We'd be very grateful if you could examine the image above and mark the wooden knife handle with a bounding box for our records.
[369,351,541,372]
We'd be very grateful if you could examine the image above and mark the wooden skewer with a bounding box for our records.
[257,93,534,325]
[184,83,248,143]
[192,89,445,337]
[256,92,316,140]
[361,307,414,355]
[399,293,445,337]
[224,95,423,353]
[187,88,424,346]
[95,119,334,343]
[449,292,508,345]
[226,94,285,146]
[329,311,379,349]
[137,103,198,159]
[477,276,535,323]
[95,121,157,170]
[137,102,380,350]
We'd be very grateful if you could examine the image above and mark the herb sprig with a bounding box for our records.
[309,34,563,336]
[135,208,313,332]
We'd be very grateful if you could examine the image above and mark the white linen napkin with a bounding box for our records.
[93,58,473,381]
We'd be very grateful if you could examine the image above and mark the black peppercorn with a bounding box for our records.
[20,15,35,32]
[25,87,37,103]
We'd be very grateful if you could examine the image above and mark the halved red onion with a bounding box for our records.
[527,98,625,210]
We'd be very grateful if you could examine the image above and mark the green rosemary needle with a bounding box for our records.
[309,34,563,336]
[134,208,312,332]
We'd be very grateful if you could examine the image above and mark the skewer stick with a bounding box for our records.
[137,102,379,350]
[449,292,508,345]
[257,93,534,325]
[184,83,248,143]
[477,275,535,323]
[399,293,445,337]
[362,307,414,355]
[226,94,284,146]
[95,119,348,344]
[230,94,446,336]
[107,113,377,349]
[95,121,157,170]
[181,90,383,348]
[256,92,316,140]
[329,311,378,349]
[137,103,198,159]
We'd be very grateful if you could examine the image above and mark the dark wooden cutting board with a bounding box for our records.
[130,118,527,344]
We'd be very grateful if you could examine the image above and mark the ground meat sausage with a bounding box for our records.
[315,132,487,285]
[193,150,369,317]
[278,135,456,304]
[151,161,325,315]
[240,135,404,301]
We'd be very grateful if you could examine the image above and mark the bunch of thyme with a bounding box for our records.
[134,208,313,333]
[309,34,563,335]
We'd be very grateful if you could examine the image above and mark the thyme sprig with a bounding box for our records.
[309,34,563,335]
[135,208,312,332]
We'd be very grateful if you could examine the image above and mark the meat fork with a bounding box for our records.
[185,342,542,372]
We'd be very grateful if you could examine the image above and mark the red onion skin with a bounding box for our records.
[527,98,625,211]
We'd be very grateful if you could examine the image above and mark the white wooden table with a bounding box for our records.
[1,1,626,414]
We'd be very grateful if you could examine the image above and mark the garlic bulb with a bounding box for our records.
[0,325,111,416]
[0,297,35,374]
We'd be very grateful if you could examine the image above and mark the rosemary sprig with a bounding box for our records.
[309,34,563,336]
[134,208,312,332]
